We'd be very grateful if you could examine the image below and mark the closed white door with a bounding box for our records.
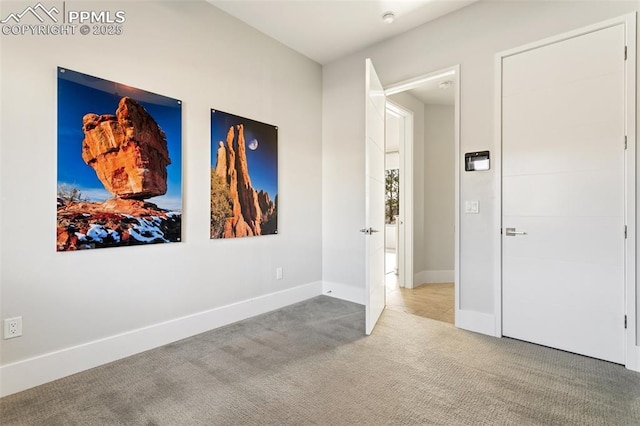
[365,59,386,335]
[502,25,626,363]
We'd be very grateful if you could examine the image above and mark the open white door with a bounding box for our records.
[364,59,386,335]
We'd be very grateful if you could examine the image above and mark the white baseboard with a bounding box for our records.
[322,281,365,305]
[0,281,323,397]
[627,345,640,372]
[414,270,454,285]
[455,308,498,337]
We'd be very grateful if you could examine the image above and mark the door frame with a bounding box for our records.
[385,100,413,289]
[493,13,637,369]
[384,64,461,315]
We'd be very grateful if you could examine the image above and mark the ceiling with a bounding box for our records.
[207,0,478,65]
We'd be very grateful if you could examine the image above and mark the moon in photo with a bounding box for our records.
[248,139,259,150]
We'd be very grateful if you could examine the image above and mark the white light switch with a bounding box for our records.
[465,201,479,214]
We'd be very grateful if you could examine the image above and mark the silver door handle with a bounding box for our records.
[505,227,527,236]
[360,227,380,235]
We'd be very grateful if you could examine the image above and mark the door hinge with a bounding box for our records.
[625,315,627,329]
[625,46,628,60]
[624,225,627,239]
[624,135,628,150]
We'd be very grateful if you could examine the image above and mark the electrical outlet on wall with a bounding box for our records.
[4,317,22,339]
[276,267,283,280]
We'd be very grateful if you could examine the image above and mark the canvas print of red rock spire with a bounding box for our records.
[210,109,277,239]
[57,67,182,251]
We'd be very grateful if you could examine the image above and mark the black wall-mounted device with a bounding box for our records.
[465,151,490,171]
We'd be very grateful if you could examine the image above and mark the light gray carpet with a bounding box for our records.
[1,296,639,425]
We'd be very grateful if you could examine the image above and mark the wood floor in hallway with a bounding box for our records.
[385,278,454,324]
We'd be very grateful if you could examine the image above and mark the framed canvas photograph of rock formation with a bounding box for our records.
[57,67,182,251]
[210,109,277,239]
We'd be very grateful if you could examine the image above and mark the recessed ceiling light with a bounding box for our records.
[382,12,395,24]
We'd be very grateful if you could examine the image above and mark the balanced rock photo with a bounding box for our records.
[81,97,170,199]
[56,96,180,251]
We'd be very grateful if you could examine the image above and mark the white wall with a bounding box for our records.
[322,1,639,338]
[0,0,322,395]
[423,104,455,282]
[322,54,366,297]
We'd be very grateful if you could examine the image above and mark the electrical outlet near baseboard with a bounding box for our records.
[276,267,283,280]
[4,317,22,339]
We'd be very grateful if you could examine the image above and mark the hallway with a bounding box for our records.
[385,251,454,324]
